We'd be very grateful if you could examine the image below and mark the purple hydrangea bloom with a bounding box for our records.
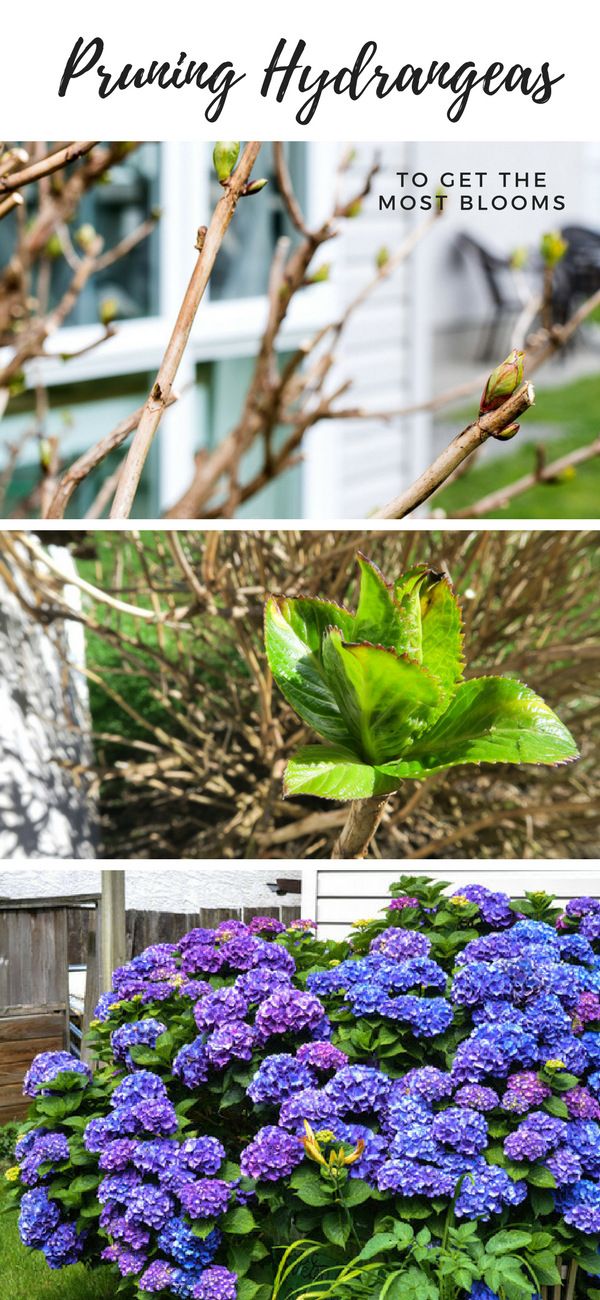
[23,1051,92,1097]
[502,1072,551,1113]
[157,1218,221,1269]
[296,1042,349,1072]
[93,991,120,1020]
[247,917,286,935]
[383,994,454,1038]
[279,1087,338,1131]
[254,942,296,975]
[98,1170,143,1205]
[139,1260,177,1292]
[240,1126,303,1181]
[101,1243,148,1276]
[399,1067,454,1103]
[18,1188,62,1247]
[452,1025,538,1083]
[173,1037,210,1088]
[455,1162,528,1220]
[504,1113,567,1162]
[370,928,431,959]
[126,1182,174,1229]
[452,885,514,928]
[194,987,249,1031]
[98,1138,139,1171]
[206,1021,255,1069]
[192,1265,238,1300]
[18,1132,70,1186]
[546,1146,583,1186]
[130,1097,178,1136]
[173,1137,224,1177]
[111,1070,167,1108]
[454,1085,499,1112]
[566,897,600,920]
[255,988,325,1039]
[567,1120,600,1176]
[99,1204,150,1249]
[248,1053,315,1104]
[377,1158,457,1198]
[388,896,419,911]
[581,914,600,942]
[133,1140,178,1178]
[42,1221,87,1269]
[452,962,512,1007]
[432,1107,488,1154]
[566,1087,600,1119]
[235,967,292,1002]
[111,1019,167,1066]
[178,1178,231,1219]
[324,1065,391,1115]
[560,1178,600,1233]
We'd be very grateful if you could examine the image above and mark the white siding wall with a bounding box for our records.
[304,143,430,517]
[412,142,600,328]
[303,865,599,942]
[0,867,301,913]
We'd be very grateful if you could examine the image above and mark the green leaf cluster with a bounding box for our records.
[264,554,578,800]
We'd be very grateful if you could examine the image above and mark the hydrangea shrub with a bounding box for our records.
[264,555,578,799]
[5,882,600,1300]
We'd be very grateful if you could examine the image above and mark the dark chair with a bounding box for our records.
[455,234,525,360]
[552,225,600,327]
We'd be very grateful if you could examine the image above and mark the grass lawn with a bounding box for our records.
[0,1210,114,1300]
[435,371,600,518]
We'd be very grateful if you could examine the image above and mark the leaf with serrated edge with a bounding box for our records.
[278,595,354,658]
[419,574,465,713]
[322,628,440,764]
[381,676,578,776]
[354,553,405,652]
[264,597,354,747]
[284,746,405,801]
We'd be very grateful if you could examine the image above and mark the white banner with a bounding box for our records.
[0,0,594,141]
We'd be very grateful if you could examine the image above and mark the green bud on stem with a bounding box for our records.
[480,349,525,415]
[213,142,240,184]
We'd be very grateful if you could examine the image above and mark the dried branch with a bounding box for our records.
[45,395,177,519]
[375,382,536,519]
[109,142,262,518]
[451,434,600,518]
[0,141,98,194]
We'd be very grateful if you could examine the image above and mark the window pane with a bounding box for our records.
[210,144,306,300]
[0,144,161,327]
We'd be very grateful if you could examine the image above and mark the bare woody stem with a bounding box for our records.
[0,141,98,194]
[450,434,600,518]
[331,796,390,859]
[374,382,536,520]
[109,141,261,519]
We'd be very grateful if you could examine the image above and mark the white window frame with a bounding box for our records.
[0,142,337,511]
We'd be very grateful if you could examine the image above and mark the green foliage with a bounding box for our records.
[265,554,578,800]
[0,1123,19,1166]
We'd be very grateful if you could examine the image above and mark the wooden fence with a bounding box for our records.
[0,894,301,1123]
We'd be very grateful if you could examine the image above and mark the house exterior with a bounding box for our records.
[0,142,427,519]
[301,865,600,942]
